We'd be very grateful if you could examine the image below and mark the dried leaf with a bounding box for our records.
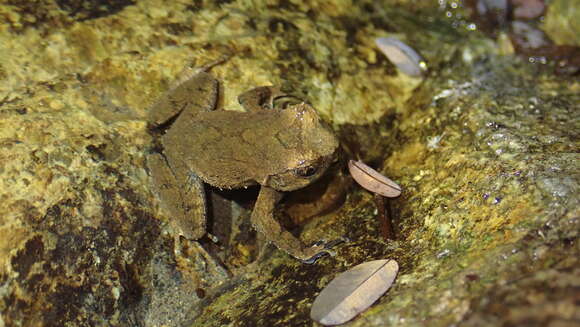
[310,259,399,326]
[375,37,427,77]
[348,160,402,198]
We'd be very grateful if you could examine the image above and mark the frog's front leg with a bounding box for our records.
[250,186,330,263]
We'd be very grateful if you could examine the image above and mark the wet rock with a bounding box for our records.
[512,0,545,20]
[543,0,580,46]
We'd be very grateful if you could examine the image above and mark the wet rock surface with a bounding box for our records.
[0,1,578,326]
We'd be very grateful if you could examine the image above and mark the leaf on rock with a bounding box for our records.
[348,160,402,198]
[375,37,427,77]
[310,259,399,325]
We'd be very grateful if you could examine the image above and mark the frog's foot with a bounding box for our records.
[301,237,349,264]
[173,235,232,284]
[169,56,230,91]
[238,86,305,112]
[238,86,282,112]
[205,232,220,244]
[148,57,229,128]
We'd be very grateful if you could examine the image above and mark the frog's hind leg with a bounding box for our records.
[148,152,207,241]
[148,72,220,128]
[148,58,229,126]
[148,153,230,281]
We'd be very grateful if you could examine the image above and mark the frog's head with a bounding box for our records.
[263,103,339,191]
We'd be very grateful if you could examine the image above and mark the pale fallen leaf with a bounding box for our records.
[310,259,399,325]
[375,37,427,77]
[348,160,402,198]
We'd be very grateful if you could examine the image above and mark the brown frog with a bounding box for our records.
[147,68,340,263]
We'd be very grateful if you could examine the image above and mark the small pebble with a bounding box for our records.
[511,21,550,49]
[477,0,509,15]
[476,0,510,26]
[512,0,545,20]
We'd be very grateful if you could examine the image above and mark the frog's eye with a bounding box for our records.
[273,95,303,109]
[295,165,318,178]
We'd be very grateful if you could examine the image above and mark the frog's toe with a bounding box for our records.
[311,239,327,247]
[205,232,219,244]
[301,250,330,264]
[322,237,349,250]
[301,238,348,264]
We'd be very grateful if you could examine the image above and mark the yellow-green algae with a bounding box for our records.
[0,0,578,327]
[543,0,580,46]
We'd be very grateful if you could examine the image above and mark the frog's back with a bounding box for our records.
[163,109,281,189]
[162,102,338,192]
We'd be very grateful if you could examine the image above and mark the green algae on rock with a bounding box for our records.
[543,0,580,46]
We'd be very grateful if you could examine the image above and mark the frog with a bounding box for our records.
[147,66,340,263]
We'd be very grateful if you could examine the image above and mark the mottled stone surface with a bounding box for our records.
[543,0,580,46]
[0,1,578,327]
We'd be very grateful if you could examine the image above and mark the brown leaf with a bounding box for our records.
[310,259,399,325]
[348,160,402,198]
